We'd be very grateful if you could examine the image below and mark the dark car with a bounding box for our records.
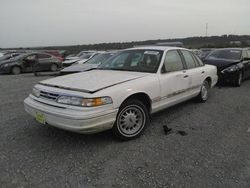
[60,52,116,75]
[0,52,62,75]
[204,48,250,86]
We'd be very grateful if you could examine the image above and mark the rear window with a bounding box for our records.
[181,50,196,69]
[207,49,242,60]
[38,54,51,59]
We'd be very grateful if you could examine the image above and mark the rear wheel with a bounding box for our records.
[197,80,209,102]
[234,72,242,87]
[11,66,21,75]
[50,64,58,72]
[112,99,149,140]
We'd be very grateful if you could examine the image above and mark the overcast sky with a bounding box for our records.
[0,0,249,48]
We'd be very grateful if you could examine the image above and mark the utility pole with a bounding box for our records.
[205,23,208,37]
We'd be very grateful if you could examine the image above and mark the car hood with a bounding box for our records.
[204,58,239,69]
[0,59,16,65]
[39,70,149,93]
[61,63,98,73]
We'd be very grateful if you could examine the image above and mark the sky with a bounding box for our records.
[0,0,250,48]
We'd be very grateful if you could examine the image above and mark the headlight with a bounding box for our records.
[221,65,238,73]
[3,64,9,67]
[57,96,113,107]
[32,87,40,98]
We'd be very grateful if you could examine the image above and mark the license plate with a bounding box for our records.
[35,112,46,125]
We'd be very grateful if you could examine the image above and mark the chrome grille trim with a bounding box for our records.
[40,90,59,101]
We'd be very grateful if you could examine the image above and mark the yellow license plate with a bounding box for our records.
[35,112,46,124]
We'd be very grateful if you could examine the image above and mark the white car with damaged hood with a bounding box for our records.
[24,46,218,140]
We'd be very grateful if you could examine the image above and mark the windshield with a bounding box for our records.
[99,50,163,73]
[207,49,242,60]
[86,53,115,64]
[79,53,93,59]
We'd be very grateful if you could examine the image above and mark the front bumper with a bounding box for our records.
[218,71,238,84]
[0,66,11,74]
[24,97,118,134]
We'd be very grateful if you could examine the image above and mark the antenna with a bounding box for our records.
[205,23,208,37]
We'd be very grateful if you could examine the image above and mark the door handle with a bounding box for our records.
[201,71,205,74]
[183,75,189,78]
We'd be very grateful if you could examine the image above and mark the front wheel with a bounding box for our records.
[11,66,21,75]
[197,80,209,103]
[234,72,242,87]
[112,99,149,140]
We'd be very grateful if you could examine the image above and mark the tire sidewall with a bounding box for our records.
[198,80,209,102]
[236,72,242,87]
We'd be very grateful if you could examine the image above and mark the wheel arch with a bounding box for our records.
[204,76,212,88]
[120,92,152,114]
[11,65,22,74]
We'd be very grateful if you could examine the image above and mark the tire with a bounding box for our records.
[11,66,21,75]
[112,99,149,141]
[50,64,58,72]
[234,72,242,87]
[197,80,209,103]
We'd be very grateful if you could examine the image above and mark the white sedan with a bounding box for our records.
[24,46,218,140]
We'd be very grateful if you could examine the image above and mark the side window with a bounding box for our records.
[242,50,248,59]
[38,54,51,59]
[247,50,250,58]
[25,55,36,61]
[163,50,184,72]
[192,53,204,66]
[182,50,197,69]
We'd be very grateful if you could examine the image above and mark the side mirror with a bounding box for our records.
[161,66,166,73]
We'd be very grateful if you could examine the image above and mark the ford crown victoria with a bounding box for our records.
[24,47,218,140]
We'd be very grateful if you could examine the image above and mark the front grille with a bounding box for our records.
[40,91,59,101]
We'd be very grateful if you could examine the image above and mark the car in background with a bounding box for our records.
[62,51,96,67]
[43,50,65,61]
[60,51,117,75]
[0,52,62,75]
[204,48,250,86]
[0,52,4,57]
[24,46,217,140]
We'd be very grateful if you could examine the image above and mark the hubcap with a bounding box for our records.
[118,105,145,136]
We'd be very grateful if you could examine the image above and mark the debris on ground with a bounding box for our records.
[163,125,173,135]
[176,130,188,136]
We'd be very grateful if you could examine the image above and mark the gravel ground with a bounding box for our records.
[0,73,249,188]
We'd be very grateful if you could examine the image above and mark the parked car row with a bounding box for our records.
[0,46,248,140]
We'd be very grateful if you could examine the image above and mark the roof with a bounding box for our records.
[127,46,188,51]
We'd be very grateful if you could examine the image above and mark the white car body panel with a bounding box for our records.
[24,47,218,134]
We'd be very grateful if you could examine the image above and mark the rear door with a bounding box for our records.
[180,50,206,93]
[158,50,191,105]
[37,54,53,71]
